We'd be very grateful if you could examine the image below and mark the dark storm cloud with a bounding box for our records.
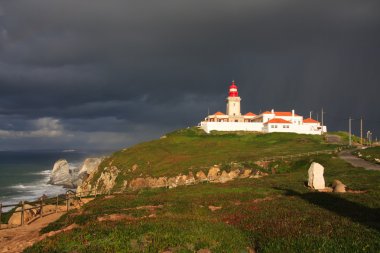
[0,0,379,149]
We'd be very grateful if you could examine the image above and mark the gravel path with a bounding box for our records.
[339,149,380,171]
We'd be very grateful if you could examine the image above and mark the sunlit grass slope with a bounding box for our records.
[93,127,339,186]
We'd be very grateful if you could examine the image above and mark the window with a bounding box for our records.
[283,125,289,128]
[235,120,238,122]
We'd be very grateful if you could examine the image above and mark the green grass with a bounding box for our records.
[92,127,339,188]
[25,153,380,252]
[353,146,380,164]
[329,131,361,144]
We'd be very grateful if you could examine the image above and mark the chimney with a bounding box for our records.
[292,109,295,117]
[271,109,274,114]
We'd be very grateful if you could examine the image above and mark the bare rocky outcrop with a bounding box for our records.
[196,171,207,181]
[49,160,74,188]
[240,169,252,179]
[78,160,268,195]
[8,204,37,226]
[332,179,346,193]
[78,158,102,176]
[49,158,102,189]
[94,166,120,194]
[77,164,120,195]
[127,165,268,191]
[207,166,220,181]
[74,158,102,186]
[218,170,232,183]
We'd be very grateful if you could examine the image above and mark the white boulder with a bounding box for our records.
[308,162,325,190]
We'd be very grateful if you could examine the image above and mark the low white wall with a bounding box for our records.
[266,124,326,135]
[200,122,263,133]
[200,121,327,135]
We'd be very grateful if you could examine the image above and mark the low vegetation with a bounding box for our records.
[25,153,380,252]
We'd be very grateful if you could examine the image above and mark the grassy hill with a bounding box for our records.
[93,127,339,188]
[26,154,380,252]
[23,128,380,252]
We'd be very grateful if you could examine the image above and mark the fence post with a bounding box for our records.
[56,195,59,213]
[40,197,43,218]
[0,202,2,230]
[66,193,69,212]
[21,201,25,226]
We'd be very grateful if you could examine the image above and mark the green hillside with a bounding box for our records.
[94,127,339,187]
[26,153,380,252]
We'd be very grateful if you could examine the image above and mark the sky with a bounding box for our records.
[0,0,379,150]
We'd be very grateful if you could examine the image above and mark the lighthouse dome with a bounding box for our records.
[228,80,239,97]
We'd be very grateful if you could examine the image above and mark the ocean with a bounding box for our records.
[0,150,111,208]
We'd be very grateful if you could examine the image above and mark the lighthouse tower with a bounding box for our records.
[226,80,242,117]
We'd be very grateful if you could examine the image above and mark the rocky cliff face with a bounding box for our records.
[49,158,102,189]
[76,165,119,195]
[76,162,269,196]
[127,166,267,191]
[49,160,75,188]
[74,158,102,187]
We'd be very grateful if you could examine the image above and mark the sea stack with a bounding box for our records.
[49,159,75,188]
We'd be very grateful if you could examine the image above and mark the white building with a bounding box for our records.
[199,81,327,135]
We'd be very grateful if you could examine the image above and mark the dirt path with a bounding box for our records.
[339,150,380,171]
[0,198,93,253]
[0,211,65,253]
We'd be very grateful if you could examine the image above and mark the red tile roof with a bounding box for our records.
[214,111,225,116]
[274,111,292,116]
[303,118,319,123]
[262,111,300,116]
[264,118,292,124]
[244,112,256,116]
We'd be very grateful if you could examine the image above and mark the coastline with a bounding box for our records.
[0,150,110,210]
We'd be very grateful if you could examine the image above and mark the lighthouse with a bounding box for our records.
[226,80,242,117]
[199,80,326,134]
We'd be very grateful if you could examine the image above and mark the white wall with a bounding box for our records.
[200,122,263,133]
[266,123,326,135]
[199,121,326,135]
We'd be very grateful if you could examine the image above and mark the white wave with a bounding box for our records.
[4,171,69,210]
[29,169,51,177]
[62,149,76,153]
[9,184,28,189]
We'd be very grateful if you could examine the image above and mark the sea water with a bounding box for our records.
[0,150,110,208]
